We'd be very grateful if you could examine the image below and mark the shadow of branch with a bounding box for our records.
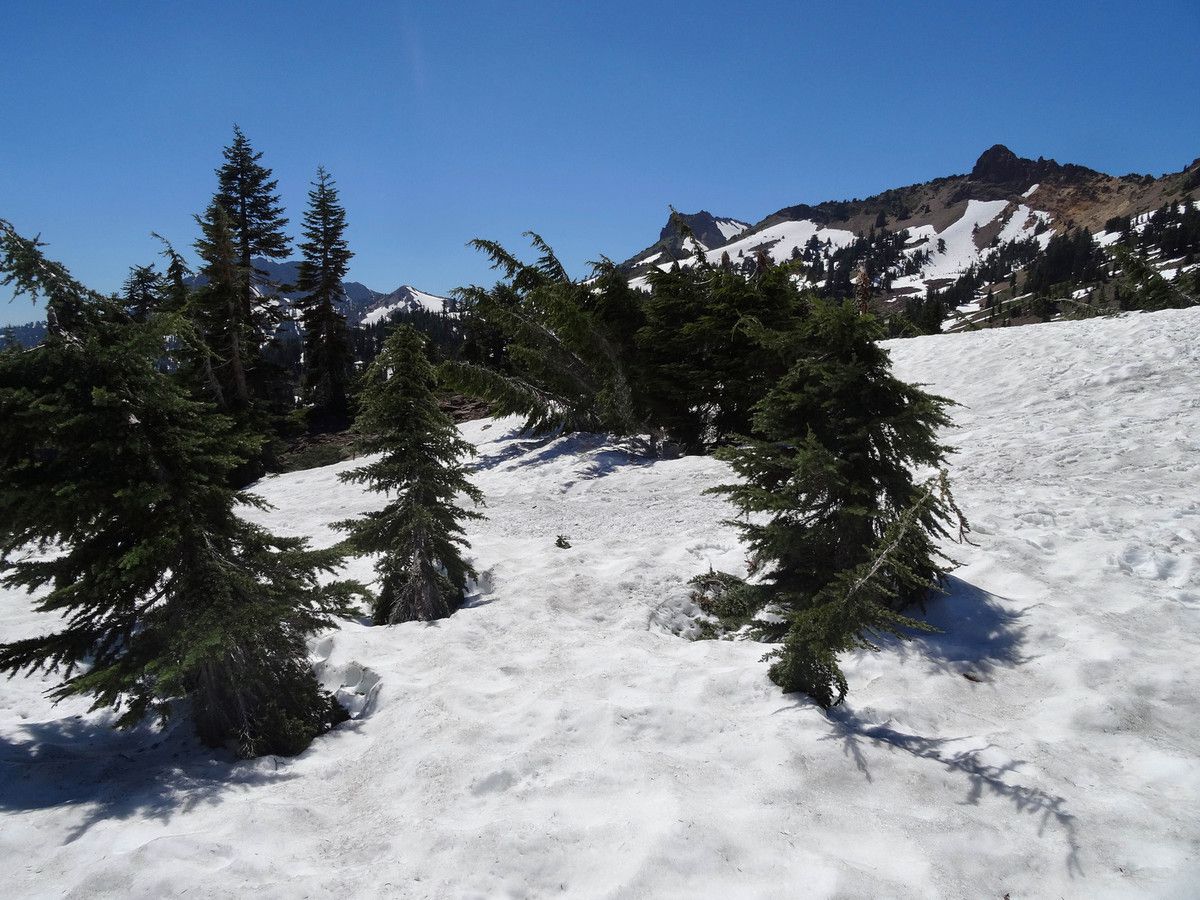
[826,709,1083,877]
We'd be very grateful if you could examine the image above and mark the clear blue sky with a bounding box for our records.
[2,0,1197,324]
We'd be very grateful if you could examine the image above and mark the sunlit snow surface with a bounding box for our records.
[359,288,449,326]
[3,310,1200,898]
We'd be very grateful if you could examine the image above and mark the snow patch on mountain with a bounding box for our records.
[996,204,1053,245]
[360,286,451,325]
[919,199,1009,280]
[714,218,751,240]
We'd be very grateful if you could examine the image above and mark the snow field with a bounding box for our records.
[2,309,1199,897]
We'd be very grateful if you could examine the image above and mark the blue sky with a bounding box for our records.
[2,0,1197,325]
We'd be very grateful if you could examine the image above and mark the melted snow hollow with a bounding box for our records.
[2,309,1199,898]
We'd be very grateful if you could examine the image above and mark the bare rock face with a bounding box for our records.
[970,144,1029,183]
[969,144,1101,188]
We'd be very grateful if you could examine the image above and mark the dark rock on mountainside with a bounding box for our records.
[969,143,1102,187]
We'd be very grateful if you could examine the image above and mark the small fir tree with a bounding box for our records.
[296,166,355,431]
[707,298,966,707]
[337,325,484,624]
[0,219,362,757]
[637,254,800,450]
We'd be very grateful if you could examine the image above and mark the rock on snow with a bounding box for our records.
[2,309,1199,898]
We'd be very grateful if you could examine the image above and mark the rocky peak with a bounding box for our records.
[970,144,1101,187]
[970,144,1028,183]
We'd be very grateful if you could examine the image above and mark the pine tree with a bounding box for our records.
[296,166,354,431]
[121,263,163,321]
[0,219,362,756]
[213,125,291,405]
[216,125,291,275]
[706,298,965,707]
[193,199,251,409]
[636,256,800,450]
[337,325,484,624]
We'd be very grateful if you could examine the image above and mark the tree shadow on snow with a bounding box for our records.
[577,446,657,480]
[472,427,658,479]
[808,578,1079,876]
[471,428,563,470]
[823,709,1083,877]
[0,713,307,843]
[888,575,1034,679]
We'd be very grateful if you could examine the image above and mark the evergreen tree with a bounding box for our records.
[296,166,354,431]
[441,234,643,437]
[636,256,800,450]
[213,125,291,405]
[216,125,291,274]
[192,199,250,409]
[337,325,484,624]
[121,263,164,321]
[706,298,966,707]
[0,219,362,756]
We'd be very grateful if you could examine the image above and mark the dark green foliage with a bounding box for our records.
[337,326,484,624]
[766,486,946,707]
[296,167,354,431]
[1112,244,1199,311]
[211,125,292,411]
[192,199,249,409]
[0,220,361,757]
[440,235,644,437]
[216,125,291,270]
[689,570,760,635]
[636,254,802,450]
[897,293,945,335]
[188,200,293,482]
[708,298,965,706]
[121,263,164,321]
[1134,200,1200,259]
[1025,229,1103,296]
[354,307,464,368]
[444,230,812,452]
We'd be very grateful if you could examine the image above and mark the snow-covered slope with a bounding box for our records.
[359,285,452,325]
[3,309,1199,898]
[631,198,1058,296]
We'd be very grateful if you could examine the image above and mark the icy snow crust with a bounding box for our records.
[3,309,1200,897]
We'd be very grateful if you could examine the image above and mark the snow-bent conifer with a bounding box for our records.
[0,220,363,757]
[337,325,484,624]
[707,298,967,707]
[441,234,644,437]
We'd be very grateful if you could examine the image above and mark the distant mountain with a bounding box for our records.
[1,319,46,348]
[624,210,751,268]
[184,258,451,327]
[360,285,458,326]
[619,144,1200,304]
[7,259,453,349]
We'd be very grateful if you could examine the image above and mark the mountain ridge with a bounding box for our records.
[618,144,1200,303]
